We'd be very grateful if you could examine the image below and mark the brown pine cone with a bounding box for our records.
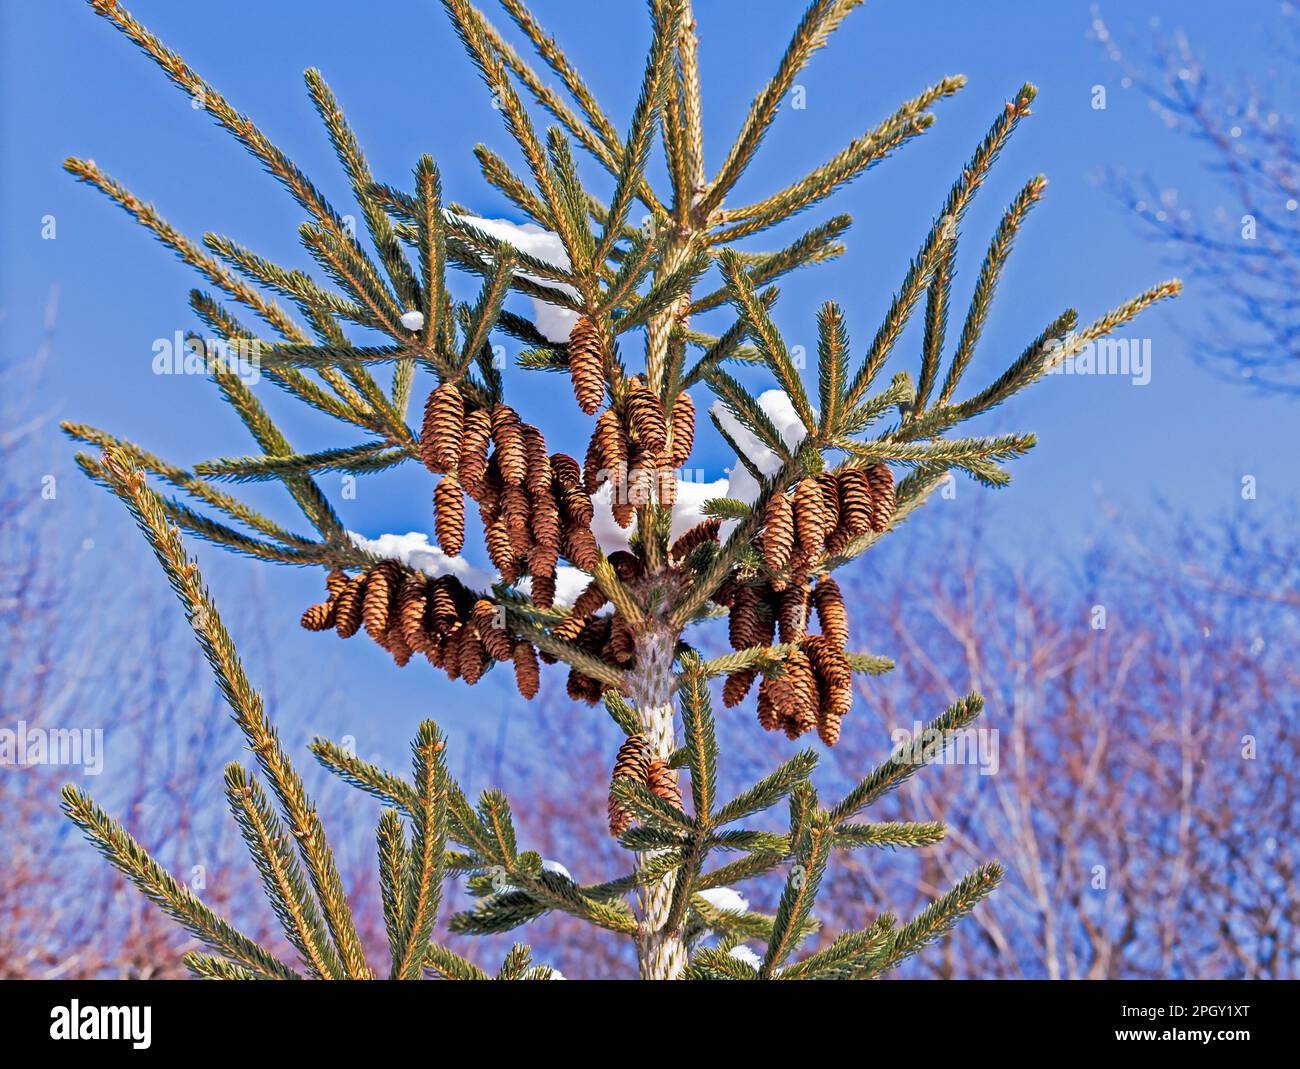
[793,477,827,556]
[476,461,503,522]
[590,408,627,492]
[812,576,849,648]
[427,576,460,631]
[723,667,757,708]
[459,625,488,684]
[325,569,350,598]
[555,580,608,640]
[420,382,464,474]
[502,487,533,556]
[780,650,819,740]
[656,460,676,507]
[837,468,873,537]
[523,425,552,496]
[552,453,594,525]
[567,667,602,704]
[460,408,493,497]
[439,626,463,680]
[300,601,335,631]
[434,474,465,557]
[756,674,782,731]
[491,405,527,488]
[624,380,668,455]
[484,517,515,573]
[472,600,514,660]
[608,733,652,836]
[607,613,635,666]
[625,451,655,510]
[607,550,643,582]
[817,472,840,534]
[567,315,605,415]
[866,463,895,533]
[728,583,762,651]
[397,574,431,653]
[668,390,695,469]
[818,706,844,747]
[777,584,810,643]
[362,561,402,643]
[761,491,795,572]
[530,489,562,550]
[385,621,413,667]
[671,517,720,562]
[563,523,600,572]
[529,567,557,612]
[512,640,540,699]
[645,757,683,811]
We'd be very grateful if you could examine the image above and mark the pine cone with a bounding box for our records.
[866,463,895,533]
[385,621,413,667]
[567,315,605,414]
[567,667,601,704]
[325,569,350,598]
[761,491,795,571]
[625,379,669,455]
[817,472,840,533]
[434,473,465,557]
[397,574,431,653]
[523,424,552,496]
[362,561,401,643]
[492,405,527,488]
[656,460,676,507]
[812,576,849,648]
[723,667,757,707]
[646,757,683,811]
[756,674,782,731]
[590,408,627,492]
[427,576,461,631]
[563,524,600,572]
[608,733,652,836]
[552,453,594,525]
[439,627,463,680]
[555,580,608,640]
[668,390,695,470]
[728,584,763,650]
[420,382,464,474]
[472,600,514,661]
[300,601,335,631]
[513,640,540,699]
[529,563,557,611]
[484,517,515,573]
[460,408,493,497]
[837,468,872,536]
[777,584,810,643]
[781,650,819,739]
[793,477,827,556]
[459,625,488,684]
[607,613,635,665]
[530,488,562,550]
[608,550,643,582]
[817,706,844,747]
[670,517,720,562]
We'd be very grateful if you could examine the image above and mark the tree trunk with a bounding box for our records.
[630,627,686,979]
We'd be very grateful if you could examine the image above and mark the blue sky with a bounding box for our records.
[2,0,1296,769]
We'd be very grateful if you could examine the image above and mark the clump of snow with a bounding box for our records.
[669,476,730,542]
[698,886,749,914]
[541,858,573,882]
[712,388,809,510]
[399,310,424,332]
[727,944,763,969]
[547,968,567,980]
[449,212,579,343]
[346,531,495,590]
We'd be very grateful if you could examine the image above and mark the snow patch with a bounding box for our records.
[541,858,573,882]
[399,310,424,332]
[727,944,763,969]
[449,213,578,343]
[346,531,495,589]
[698,886,749,914]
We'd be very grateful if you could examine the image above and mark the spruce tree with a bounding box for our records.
[62,0,1179,980]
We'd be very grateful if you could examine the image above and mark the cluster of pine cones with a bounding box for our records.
[606,732,683,837]
[299,564,541,699]
[571,316,694,524]
[757,464,895,582]
[419,383,600,610]
[712,465,895,746]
